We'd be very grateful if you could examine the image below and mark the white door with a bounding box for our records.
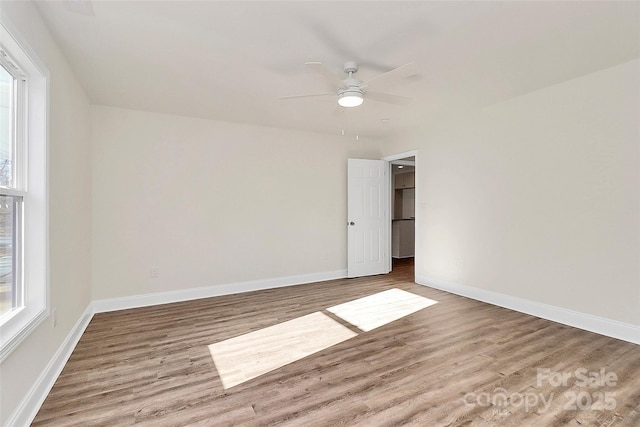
[347,159,390,278]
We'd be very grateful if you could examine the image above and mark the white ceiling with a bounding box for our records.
[35,1,640,139]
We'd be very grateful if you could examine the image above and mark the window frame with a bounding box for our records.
[0,51,26,317]
[0,14,49,363]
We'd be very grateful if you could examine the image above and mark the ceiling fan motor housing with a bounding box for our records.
[338,87,364,97]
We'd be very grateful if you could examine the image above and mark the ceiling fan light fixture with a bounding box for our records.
[338,89,364,108]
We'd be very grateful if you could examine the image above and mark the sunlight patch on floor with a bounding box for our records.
[327,288,438,332]
[208,288,438,389]
[208,312,357,389]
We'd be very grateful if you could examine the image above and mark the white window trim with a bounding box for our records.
[0,13,49,363]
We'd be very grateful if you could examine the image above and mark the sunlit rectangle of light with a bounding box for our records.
[327,288,437,332]
[208,312,357,389]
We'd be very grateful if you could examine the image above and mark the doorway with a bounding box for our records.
[383,151,417,277]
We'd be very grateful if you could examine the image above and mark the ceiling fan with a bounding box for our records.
[280,61,416,108]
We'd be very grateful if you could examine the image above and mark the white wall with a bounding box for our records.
[0,1,92,424]
[383,59,640,326]
[91,106,382,300]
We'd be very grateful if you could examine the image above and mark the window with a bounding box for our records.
[0,17,48,362]
[0,53,24,319]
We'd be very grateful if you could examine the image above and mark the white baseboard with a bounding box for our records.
[92,269,347,313]
[5,305,94,427]
[416,274,640,346]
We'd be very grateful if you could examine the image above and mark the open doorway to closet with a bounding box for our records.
[385,152,416,276]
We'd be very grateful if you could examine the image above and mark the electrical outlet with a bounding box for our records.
[51,307,57,328]
[150,267,160,278]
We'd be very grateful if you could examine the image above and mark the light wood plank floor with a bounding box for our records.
[34,259,640,426]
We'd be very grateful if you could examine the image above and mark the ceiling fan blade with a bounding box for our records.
[305,62,346,89]
[279,92,335,100]
[366,91,412,105]
[304,20,391,73]
[363,62,418,89]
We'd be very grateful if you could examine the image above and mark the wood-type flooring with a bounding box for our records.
[33,259,640,426]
